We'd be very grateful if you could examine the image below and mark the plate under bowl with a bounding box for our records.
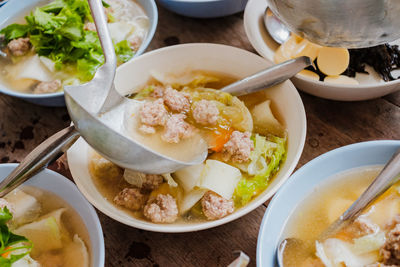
[244,0,400,101]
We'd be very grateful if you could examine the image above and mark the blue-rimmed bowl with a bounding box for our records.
[0,163,105,267]
[0,0,157,107]
[257,140,400,266]
[157,0,247,18]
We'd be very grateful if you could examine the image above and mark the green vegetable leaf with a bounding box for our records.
[233,135,286,207]
[132,85,155,100]
[0,207,12,225]
[0,207,32,265]
[1,0,134,82]
[115,40,134,64]
[0,24,30,42]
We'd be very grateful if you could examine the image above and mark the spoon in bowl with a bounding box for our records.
[277,148,400,266]
[264,7,290,45]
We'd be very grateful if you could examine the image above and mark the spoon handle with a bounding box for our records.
[0,126,80,197]
[221,56,311,96]
[320,148,400,240]
[342,148,400,221]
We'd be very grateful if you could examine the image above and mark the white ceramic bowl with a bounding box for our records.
[157,0,248,18]
[0,163,105,267]
[244,0,400,101]
[67,43,307,232]
[0,0,158,107]
[257,140,400,266]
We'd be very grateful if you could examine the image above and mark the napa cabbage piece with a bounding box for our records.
[233,135,286,207]
[316,238,379,267]
[62,234,89,267]
[15,208,67,257]
[182,87,253,132]
[198,160,241,200]
[174,163,204,192]
[5,189,41,227]
[0,207,33,267]
[250,100,285,137]
[179,189,207,214]
[150,71,219,89]
[0,0,135,82]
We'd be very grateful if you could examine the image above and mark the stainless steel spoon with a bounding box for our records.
[264,7,290,45]
[277,148,400,266]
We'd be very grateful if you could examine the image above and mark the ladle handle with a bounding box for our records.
[221,56,311,96]
[341,148,400,221]
[0,126,80,197]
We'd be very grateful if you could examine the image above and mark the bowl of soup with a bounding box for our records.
[67,43,306,232]
[0,163,104,267]
[0,0,157,106]
[257,140,400,266]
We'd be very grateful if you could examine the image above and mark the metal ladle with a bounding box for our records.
[0,0,311,197]
[277,148,400,266]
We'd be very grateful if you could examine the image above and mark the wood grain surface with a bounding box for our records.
[0,5,399,267]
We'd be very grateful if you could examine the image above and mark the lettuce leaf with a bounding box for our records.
[0,24,30,42]
[233,135,286,206]
[0,207,32,266]
[0,0,134,82]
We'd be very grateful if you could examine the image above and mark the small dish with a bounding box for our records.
[0,163,105,267]
[257,140,400,266]
[157,0,248,18]
[67,43,307,233]
[0,0,157,107]
[244,0,400,101]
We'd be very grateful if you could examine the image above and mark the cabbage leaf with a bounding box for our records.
[233,134,286,206]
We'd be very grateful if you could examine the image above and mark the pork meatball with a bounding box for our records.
[192,100,219,125]
[84,22,96,31]
[222,131,254,163]
[381,223,400,265]
[150,85,164,98]
[201,191,234,220]
[139,98,168,134]
[142,174,164,191]
[33,80,62,94]
[7,37,31,56]
[343,215,378,239]
[114,188,147,211]
[143,194,178,223]
[161,114,195,143]
[163,86,190,113]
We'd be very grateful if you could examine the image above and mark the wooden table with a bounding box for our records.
[1,6,400,267]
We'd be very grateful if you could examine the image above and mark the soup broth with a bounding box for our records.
[89,70,288,224]
[4,186,91,267]
[282,166,382,266]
